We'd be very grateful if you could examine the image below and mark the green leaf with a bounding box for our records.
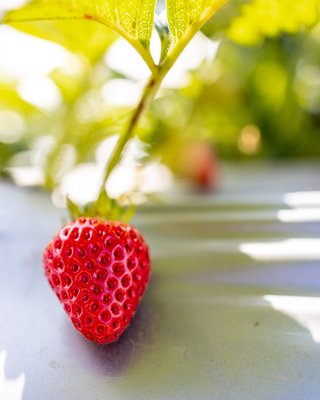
[160,0,227,71]
[3,0,157,71]
[166,0,227,41]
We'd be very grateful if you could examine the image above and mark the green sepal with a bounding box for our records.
[65,189,135,224]
[120,204,136,223]
[93,189,112,218]
[66,195,83,221]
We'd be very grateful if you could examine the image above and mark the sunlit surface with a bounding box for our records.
[240,239,320,261]
[277,208,320,222]
[1,159,320,399]
[0,351,25,400]
[130,208,320,224]
[265,295,320,343]
[284,191,320,208]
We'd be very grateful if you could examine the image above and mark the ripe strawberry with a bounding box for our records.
[43,217,151,344]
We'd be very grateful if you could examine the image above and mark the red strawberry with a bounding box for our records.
[43,217,151,344]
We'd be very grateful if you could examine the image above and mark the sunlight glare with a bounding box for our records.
[277,208,320,222]
[284,191,320,208]
[265,295,320,343]
[240,239,320,261]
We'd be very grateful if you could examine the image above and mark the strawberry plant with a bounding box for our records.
[4,0,319,343]
[3,0,228,343]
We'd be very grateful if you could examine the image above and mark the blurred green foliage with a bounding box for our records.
[0,0,319,188]
[227,0,319,45]
[150,31,320,162]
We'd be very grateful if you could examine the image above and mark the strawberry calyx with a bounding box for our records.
[66,190,135,224]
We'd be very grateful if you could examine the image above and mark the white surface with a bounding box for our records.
[0,161,320,399]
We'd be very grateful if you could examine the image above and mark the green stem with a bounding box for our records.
[97,0,228,205]
[96,71,164,203]
[96,31,190,199]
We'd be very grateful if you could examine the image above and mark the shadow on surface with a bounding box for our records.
[61,296,156,377]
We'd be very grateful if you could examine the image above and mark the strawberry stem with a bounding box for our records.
[95,1,227,215]
[95,70,164,206]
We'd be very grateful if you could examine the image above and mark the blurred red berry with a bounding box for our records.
[180,141,220,190]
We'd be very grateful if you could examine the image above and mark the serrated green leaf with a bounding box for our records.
[166,0,227,41]
[3,0,157,71]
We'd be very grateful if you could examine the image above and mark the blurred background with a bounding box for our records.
[0,0,319,205]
